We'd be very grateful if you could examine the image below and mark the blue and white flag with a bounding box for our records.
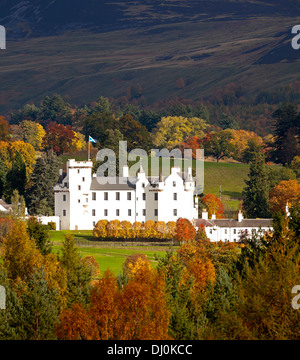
[89,136,97,143]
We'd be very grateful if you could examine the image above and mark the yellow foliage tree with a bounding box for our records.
[93,219,108,238]
[18,120,46,150]
[142,219,157,238]
[120,220,132,238]
[10,140,36,180]
[166,221,177,239]
[2,221,42,281]
[72,132,86,152]
[107,219,123,238]
[153,116,208,150]
[269,179,300,213]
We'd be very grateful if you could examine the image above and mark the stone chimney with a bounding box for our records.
[211,213,216,220]
[238,210,243,222]
[202,209,208,220]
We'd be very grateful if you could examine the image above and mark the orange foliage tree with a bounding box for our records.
[175,218,196,243]
[269,179,300,213]
[201,193,224,219]
[93,219,108,238]
[115,256,170,340]
[56,257,171,340]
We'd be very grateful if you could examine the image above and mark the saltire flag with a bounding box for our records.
[89,136,97,143]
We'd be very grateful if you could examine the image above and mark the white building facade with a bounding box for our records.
[54,159,198,231]
[196,209,273,242]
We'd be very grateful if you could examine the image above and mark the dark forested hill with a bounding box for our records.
[0,0,299,115]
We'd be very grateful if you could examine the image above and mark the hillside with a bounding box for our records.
[0,0,300,114]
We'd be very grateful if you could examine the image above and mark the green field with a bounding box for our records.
[50,230,175,276]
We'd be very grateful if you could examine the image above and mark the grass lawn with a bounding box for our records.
[50,230,175,276]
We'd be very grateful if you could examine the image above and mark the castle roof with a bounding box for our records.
[196,218,272,228]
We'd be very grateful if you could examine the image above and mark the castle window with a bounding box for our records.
[92,209,96,216]
[92,192,96,200]
[104,192,108,200]
[173,209,177,216]
[78,185,81,191]
[173,193,177,200]
[154,193,158,201]
[127,192,131,200]
[63,194,66,201]
[128,209,132,216]
[82,177,85,182]
[154,209,158,216]
[93,221,96,227]
[116,209,120,216]
[142,193,146,201]
[143,209,146,216]
[63,210,66,216]
[104,209,108,216]
[116,192,120,201]
[77,169,80,174]
[233,229,236,234]
[173,181,176,187]
[78,199,80,203]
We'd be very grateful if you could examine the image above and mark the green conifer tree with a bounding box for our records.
[242,153,271,218]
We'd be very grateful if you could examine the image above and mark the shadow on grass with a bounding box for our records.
[222,190,243,199]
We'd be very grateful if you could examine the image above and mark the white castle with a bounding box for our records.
[54,159,198,231]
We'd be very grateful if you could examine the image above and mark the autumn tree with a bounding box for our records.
[93,219,108,238]
[153,116,208,150]
[55,303,98,340]
[18,120,46,150]
[203,130,237,162]
[115,256,170,340]
[175,218,196,243]
[201,193,224,219]
[0,116,11,141]
[42,122,75,155]
[179,136,202,159]
[227,129,263,162]
[269,179,300,214]
[1,221,42,281]
[88,270,119,339]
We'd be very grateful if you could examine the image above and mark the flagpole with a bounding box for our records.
[88,140,90,161]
